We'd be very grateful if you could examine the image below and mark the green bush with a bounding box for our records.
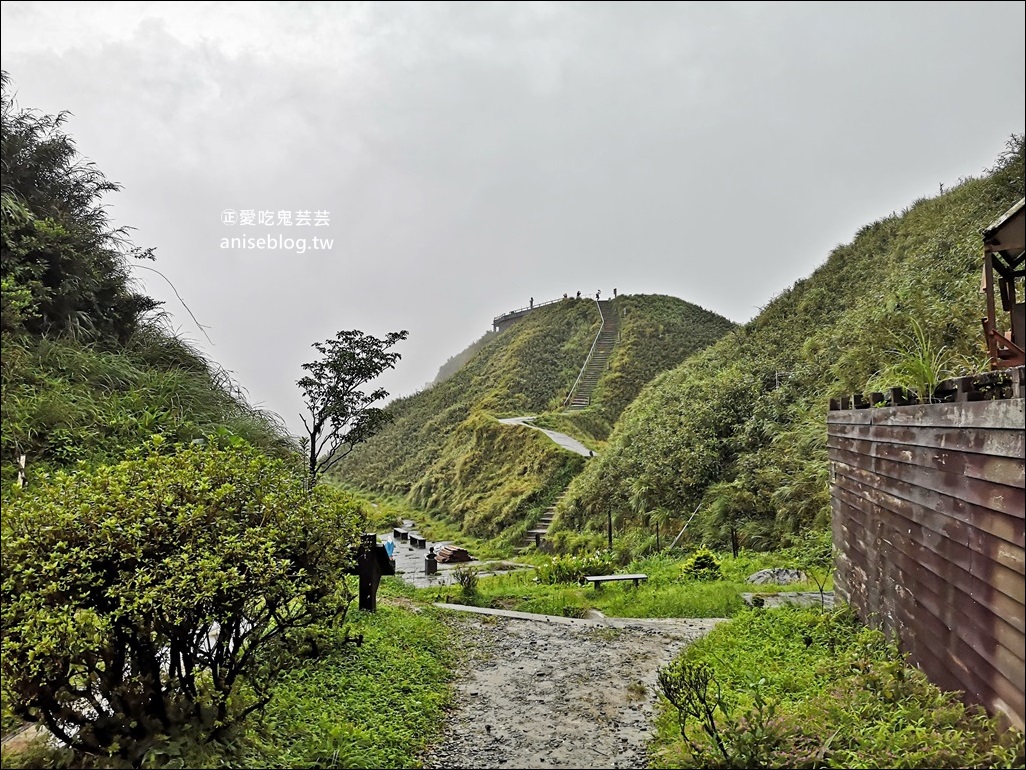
[1,441,362,767]
[535,550,616,584]
[680,548,722,582]
[452,565,480,604]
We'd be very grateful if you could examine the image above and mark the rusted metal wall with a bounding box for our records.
[828,397,1025,731]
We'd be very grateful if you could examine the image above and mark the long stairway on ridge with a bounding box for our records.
[567,300,618,410]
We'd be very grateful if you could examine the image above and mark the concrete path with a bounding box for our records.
[381,521,530,589]
[497,416,593,457]
[434,602,724,632]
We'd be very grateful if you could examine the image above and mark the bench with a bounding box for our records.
[409,533,427,549]
[584,573,648,590]
[393,527,408,542]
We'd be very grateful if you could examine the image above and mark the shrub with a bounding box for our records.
[453,565,479,603]
[535,550,616,584]
[1,440,362,767]
[680,548,722,582]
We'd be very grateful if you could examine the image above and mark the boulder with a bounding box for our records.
[747,568,807,585]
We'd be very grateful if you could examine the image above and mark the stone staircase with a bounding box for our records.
[517,492,566,551]
[567,300,618,410]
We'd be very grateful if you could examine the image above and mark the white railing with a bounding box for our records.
[492,296,565,325]
[562,299,605,408]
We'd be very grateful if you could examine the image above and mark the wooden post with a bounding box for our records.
[984,252,999,366]
[357,533,382,612]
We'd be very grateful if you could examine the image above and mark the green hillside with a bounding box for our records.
[532,294,737,445]
[557,135,1025,554]
[0,75,292,490]
[336,295,734,541]
[432,330,497,385]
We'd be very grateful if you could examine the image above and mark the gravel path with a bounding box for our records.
[420,609,722,770]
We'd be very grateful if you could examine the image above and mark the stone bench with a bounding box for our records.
[393,527,408,542]
[584,573,648,590]
[409,533,427,549]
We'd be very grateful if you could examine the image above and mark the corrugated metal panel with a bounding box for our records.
[828,397,1025,731]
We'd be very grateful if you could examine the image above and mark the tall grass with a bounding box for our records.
[1,322,295,489]
[651,605,1024,769]
[865,318,962,402]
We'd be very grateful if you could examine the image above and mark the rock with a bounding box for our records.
[746,568,807,585]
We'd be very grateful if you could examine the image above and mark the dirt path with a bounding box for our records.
[420,608,722,769]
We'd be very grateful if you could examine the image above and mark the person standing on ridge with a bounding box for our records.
[530,297,534,309]
[596,289,601,300]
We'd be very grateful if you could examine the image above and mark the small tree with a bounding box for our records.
[0,440,362,766]
[791,528,835,609]
[298,328,408,486]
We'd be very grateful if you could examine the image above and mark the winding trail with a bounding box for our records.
[412,409,719,768]
[498,416,593,457]
[419,605,722,769]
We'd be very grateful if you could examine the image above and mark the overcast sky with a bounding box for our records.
[2,1,1024,436]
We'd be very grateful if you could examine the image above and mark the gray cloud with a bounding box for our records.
[2,1,1023,434]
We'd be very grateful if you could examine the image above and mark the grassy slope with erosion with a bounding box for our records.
[338,295,733,542]
[559,135,1025,553]
[337,298,597,541]
[532,294,736,446]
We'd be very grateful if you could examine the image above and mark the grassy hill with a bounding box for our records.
[532,294,737,446]
[432,330,497,385]
[336,295,734,542]
[556,134,1025,556]
[0,75,292,490]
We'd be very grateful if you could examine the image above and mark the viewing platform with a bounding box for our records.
[493,296,572,332]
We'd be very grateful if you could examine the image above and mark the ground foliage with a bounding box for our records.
[1,442,363,767]
[653,605,1024,769]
